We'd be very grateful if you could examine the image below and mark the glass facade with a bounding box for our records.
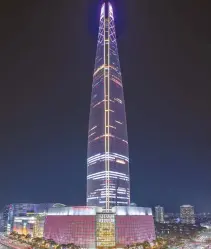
[87,2,130,209]
[44,216,96,249]
[13,216,36,236]
[33,214,45,238]
[44,207,155,248]
[5,203,55,234]
[96,213,116,247]
[116,216,155,246]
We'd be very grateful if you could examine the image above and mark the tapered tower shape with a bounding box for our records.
[87,2,130,209]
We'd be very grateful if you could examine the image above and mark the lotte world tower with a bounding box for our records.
[44,3,155,247]
[87,2,130,209]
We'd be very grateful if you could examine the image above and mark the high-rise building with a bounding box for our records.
[180,205,195,224]
[155,205,164,223]
[43,2,156,248]
[0,211,4,232]
[87,1,130,209]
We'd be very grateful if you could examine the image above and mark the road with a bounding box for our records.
[0,234,28,249]
[0,244,11,249]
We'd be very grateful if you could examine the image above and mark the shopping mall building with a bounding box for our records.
[44,206,155,249]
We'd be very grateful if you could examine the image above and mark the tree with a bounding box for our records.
[25,234,31,239]
[32,236,43,247]
[25,234,32,243]
[156,237,164,246]
[47,239,57,248]
[135,243,143,249]
[66,243,75,249]
[10,231,18,237]
[141,241,150,249]
[152,240,157,246]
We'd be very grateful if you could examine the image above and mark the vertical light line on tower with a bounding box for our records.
[103,7,109,210]
[107,6,111,211]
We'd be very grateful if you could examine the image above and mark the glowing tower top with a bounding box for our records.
[87,2,130,210]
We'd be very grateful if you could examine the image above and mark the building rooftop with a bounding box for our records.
[47,206,153,216]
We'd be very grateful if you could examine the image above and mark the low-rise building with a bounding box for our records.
[44,206,156,249]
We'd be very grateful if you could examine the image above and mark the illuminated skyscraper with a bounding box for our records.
[43,4,156,247]
[180,205,195,224]
[87,2,130,209]
[155,206,164,223]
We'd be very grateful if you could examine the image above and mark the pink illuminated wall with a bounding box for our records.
[44,216,95,248]
[116,216,156,246]
[44,215,155,248]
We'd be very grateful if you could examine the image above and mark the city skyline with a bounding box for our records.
[87,2,130,208]
[0,0,210,212]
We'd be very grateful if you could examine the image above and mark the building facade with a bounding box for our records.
[87,2,130,209]
[13,214,46,238]
[4,203,55,234]
[13,216,36,236]
[0,211,4,232]
[155,206,164,223]
[44,206,155,249]
[33,214,46,238]
[180,205,195,224]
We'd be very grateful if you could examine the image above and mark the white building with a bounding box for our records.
[180,205,195,224]
[155,206,164,223]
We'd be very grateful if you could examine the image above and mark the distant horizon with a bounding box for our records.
[0,202,207,215]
